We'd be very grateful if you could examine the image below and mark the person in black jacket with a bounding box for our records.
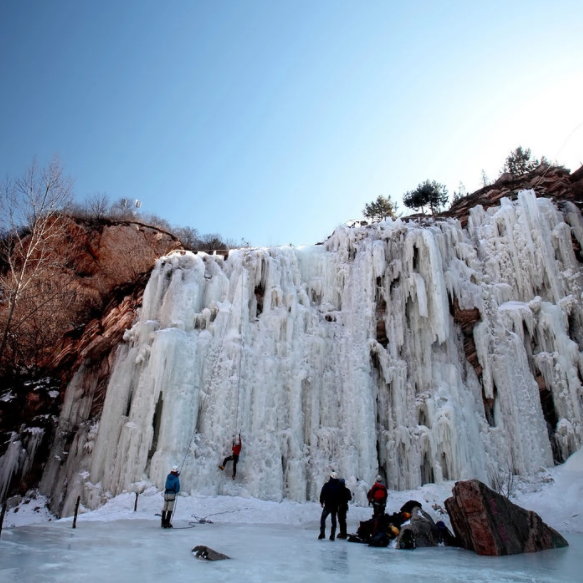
[319,471,341,540]
[337,478,352,539]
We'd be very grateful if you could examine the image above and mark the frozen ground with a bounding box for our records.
[1,449,582,583]
[1,519,580,583]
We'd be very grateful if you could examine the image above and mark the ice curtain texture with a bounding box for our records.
[41,190,583,515]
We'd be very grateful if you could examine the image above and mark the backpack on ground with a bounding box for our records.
[347,534,368,544]
[356,519,373,542]
[398,528,417,550]
[400,499,422,514]
[368,531,391,547]
[436,520,459,546]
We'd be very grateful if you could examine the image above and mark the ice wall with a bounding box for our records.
[51,191,583,511]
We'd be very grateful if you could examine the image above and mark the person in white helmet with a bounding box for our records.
[161,465,180,528]
[367,475,388,518]
[318,471,341,540]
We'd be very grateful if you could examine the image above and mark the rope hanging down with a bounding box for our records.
[234,263,247,434]
[179,252,249,472]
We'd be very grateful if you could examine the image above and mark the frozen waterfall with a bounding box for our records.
[45,190,583,513]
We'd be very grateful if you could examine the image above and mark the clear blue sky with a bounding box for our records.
[1,1,582,247]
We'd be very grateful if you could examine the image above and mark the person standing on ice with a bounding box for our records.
[319,471,342,540]
[367,475,388,518]
[219,433,242,479]
[337,478,352,539]
[161,465,180,528]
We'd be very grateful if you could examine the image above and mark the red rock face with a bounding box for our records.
[0,217,183,502]
[445,479,569,556]
[46,218,181,374]
[65,218,182,295]
[441,164,583,228]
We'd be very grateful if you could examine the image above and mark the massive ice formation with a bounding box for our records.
[42,191,583,513]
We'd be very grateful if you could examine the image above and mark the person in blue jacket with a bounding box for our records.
[161,465,180,528]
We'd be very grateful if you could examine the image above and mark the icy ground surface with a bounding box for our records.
[2,450,583,583]
[1,520,581,583]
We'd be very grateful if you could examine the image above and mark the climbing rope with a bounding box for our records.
[178,298,235,472]
[179,250,250,472]
[234,260,247,434]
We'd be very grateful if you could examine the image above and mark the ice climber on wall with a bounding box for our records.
[161,465,180,528]
[219,433,242,479]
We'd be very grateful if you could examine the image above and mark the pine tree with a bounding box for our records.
[402,180,448,214]
[363,195,398,222]
[502,146,546,177]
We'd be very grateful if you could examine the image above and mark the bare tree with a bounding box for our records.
[174,226,201,250]
[85,192,111,219]
[110,197,136,220]
[0,157,74,370]
[199,233,230,253]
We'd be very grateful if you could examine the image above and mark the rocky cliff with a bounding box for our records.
[2,165,583,515]
[0,218,181,502]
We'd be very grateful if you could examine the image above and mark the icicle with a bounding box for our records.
[48,191,583,513]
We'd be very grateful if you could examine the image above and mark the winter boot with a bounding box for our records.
[161,512,166,528]
[318,532,325,540]
[218,465,224,471]
[166,513,173,528]
[329,534,335,541]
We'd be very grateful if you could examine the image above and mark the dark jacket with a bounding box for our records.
[339,483,352,511]
[320,477,342,510]
[165,472,180,494]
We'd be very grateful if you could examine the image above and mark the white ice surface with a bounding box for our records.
[2,449,582,583]
[2,520,580,583]
[29,190,583,517]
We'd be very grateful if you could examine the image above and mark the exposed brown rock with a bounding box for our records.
[440,164,583,228]
[0,217,183,501]
[64,217,181,299]
[33,218,182,390]
[445,479,569,555]
[451,298,482,377]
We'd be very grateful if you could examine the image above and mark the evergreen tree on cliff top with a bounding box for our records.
[402,179,449,214]
[363,195,398,222]
[501,146,547,177]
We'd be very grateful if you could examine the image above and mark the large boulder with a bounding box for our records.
[445,479,568,556]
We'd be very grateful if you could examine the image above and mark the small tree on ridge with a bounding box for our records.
[501,146,547,177]
[402,180,448,214]
[363,195,398,222]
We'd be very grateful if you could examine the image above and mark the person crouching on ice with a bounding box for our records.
[161,465,180,528]
[219,433,242,479]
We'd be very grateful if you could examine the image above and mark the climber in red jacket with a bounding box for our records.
[367,475,388,517]
[219,433,242,479]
